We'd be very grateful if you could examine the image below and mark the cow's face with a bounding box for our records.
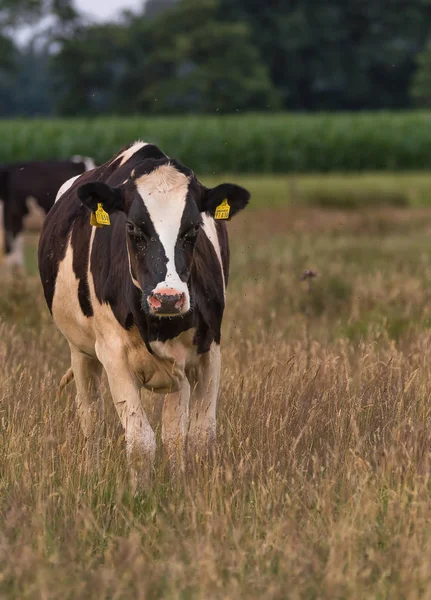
[78,160,249,318]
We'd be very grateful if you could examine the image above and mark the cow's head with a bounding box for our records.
[77,151,249,317]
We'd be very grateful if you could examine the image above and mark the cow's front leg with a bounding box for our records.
[187,344,221,459]
[103,356,155,492]
[162,378,190,475]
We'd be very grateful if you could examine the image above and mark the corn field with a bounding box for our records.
[3,111,431,173]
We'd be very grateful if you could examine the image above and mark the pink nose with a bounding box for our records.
[148,288,186,314]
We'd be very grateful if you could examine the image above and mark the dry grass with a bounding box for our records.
[2,206,431,598]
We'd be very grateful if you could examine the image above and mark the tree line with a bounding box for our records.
[2,0,431,117]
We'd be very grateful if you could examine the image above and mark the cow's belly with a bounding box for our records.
[52,241,96,356]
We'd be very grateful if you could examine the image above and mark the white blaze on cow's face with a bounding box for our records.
[127,164,202,317]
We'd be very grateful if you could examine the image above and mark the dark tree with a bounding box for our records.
[217,0,431,110]
[5,0,431,116]
[54,0,278,115]
[52,23,133,115]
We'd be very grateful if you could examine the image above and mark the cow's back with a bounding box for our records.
[9,161,86,213]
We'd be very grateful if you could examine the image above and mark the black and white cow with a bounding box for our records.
[1,156,96,267]
[38,141,249,488]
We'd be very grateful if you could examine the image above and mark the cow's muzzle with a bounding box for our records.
[148,288,186,317]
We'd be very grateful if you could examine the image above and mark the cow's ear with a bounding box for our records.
[201,183,250,220]
[77,182,125,214]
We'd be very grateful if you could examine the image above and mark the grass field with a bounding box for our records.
[201,172,431,209]
[2,192,431,597]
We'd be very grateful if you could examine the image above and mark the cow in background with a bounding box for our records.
[0,156,96,268]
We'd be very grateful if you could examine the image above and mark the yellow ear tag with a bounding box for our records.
[94,203,110,227]
[214,198,230,220]
[90,212,101,227]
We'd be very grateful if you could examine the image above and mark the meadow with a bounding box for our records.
[2,175,431,597]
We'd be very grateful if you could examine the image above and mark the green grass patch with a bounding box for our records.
[3,111,431,173]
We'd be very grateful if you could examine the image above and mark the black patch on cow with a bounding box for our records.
[126,199,169,305]
[71,207,93,317]
[89,214,150,334]
[190,231,225,352]
[38,190,82,312]
[133,144,168,163]
[125,312,134,329]
[215,221,230,286]
[130,158,172,181]
[174,190,203,283]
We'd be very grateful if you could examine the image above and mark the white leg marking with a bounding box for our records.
[188,344,221,456]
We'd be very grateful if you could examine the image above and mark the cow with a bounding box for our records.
[1,156,96,268]
[38,141,250,489]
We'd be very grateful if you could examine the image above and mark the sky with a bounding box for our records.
[14,0,146,44]
[74,0,145,21]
